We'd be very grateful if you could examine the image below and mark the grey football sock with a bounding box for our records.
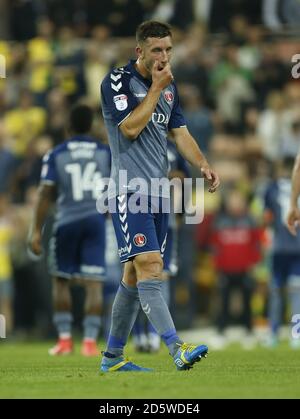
[137,279,182,356]
[106,281,140,357]
[83,315,101,340]
[53,312,72,337]
[161,279,170,306]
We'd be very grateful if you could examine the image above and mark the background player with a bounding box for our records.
[265,157,300,348]
[28,104,110,356]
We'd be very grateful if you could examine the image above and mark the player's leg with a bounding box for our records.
[77,214,107,356]
[101,261,152,371]
[79,279,103,356]
[135,251,208,370]
[265,253,285,347]
[217,272,231,335]
[146,227,174,353]
[102,194,207,371]
[106,261,139,355]
[131,257,172,354]
[240,273,254,332]
[240,273,256,350]
[131,273,171,354]
[211,272,230,350]
[287,256,300,349]
[49,276,73,355]
[133,195,208,369]
[134,252,182,354]
[141,268,171,353]
[48,223,78,355]
[101,196,152,371]
[132,202,205,369]
[131,269,171,354]
[132,308,150,352]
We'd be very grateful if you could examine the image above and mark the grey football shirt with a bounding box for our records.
[101,60,186,199]
[40,135,111,227]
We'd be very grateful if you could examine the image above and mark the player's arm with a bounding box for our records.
[28,184,56,255]
[287,154,300,235]
[170,126,220,193]
[28,150,57,255]
[263,184,275,227]
[120,62,173,140]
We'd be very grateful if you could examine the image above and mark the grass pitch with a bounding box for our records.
[0,340,299,399]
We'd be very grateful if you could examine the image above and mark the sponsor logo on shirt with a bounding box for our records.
[114,94,128,111]
[151,112,169,125]
[134,93,146,98]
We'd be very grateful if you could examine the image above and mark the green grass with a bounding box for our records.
[0,340,300,399]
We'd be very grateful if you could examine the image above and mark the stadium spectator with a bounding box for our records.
[178,84,214,154]
[210,188,262,349]
[0,119,18,194]
[4,89,46,157]
[27,18,55,107]
[0,193,14,334]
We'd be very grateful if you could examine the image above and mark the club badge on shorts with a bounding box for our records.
[114,94,128,111]
[133,233,147,247]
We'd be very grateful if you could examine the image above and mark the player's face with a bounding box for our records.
[138,36,173,73]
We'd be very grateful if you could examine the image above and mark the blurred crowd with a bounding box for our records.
[1,0,300,343]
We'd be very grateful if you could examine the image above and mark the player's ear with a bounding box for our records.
[136,45,144,59]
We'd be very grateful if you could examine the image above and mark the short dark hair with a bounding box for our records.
[136,20,172,43]
[69,104,93,134]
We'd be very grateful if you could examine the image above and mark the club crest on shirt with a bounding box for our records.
[133,233,147,247]
[113,94,128,111]
[164,90,174,103]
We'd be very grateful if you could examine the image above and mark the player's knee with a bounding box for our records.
[122,261,137,287]
[85,282,102,313]
[53,277,69,295]
[85,281,102,297]
[134,253,163,280]
[53,277,71,309]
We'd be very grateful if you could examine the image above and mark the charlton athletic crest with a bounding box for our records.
[133,233,147,247]
[164,91,174,103]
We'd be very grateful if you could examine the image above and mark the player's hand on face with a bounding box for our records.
[201,166,220,193]
[151,60,174,90]
[286,207,300,236]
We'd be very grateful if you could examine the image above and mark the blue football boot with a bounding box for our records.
[173,343,208,370]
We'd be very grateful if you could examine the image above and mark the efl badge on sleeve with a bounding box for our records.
[114,94,128,111]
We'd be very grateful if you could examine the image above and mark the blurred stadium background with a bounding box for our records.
[0,0,300,351]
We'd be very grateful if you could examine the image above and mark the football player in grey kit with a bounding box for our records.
[100,21,220,372]
[29,105,110,357]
